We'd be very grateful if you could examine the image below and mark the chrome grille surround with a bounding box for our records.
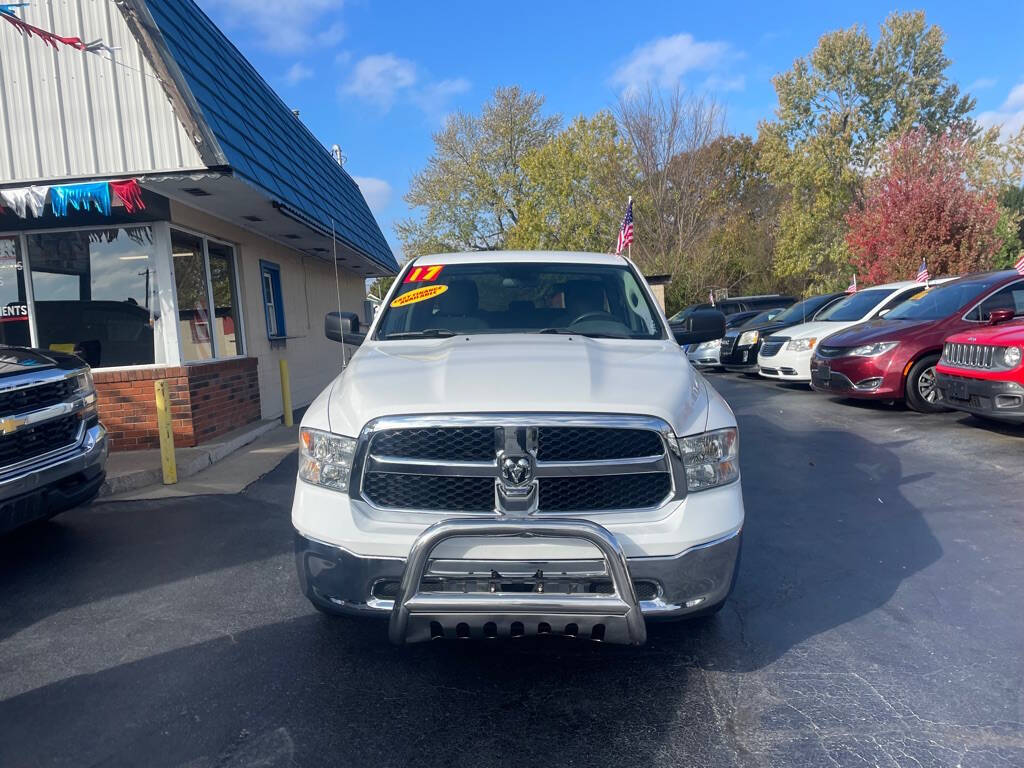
[759,336,788,358]
[942,341,1001,370]
[351,413,685,516]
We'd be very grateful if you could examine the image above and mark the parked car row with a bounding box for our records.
[689,270,1024,424]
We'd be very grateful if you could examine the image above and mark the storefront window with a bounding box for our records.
[27,227,158,367]
[172,229,213,362]
[0,236,31,347]
[208,241,242,357]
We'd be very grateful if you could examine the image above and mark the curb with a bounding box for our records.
[99,419,282,498]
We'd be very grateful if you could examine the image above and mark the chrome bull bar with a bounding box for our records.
[388,518,647,645]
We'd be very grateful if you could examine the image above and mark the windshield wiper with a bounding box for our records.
[537,328,628,339]
[382,328,458,339]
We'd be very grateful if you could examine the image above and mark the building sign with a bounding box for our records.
[0,304,29,323]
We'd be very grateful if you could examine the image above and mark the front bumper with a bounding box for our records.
[809,354,902,399]
[0,422,108,533]
[721,342,759,371]
[758,346,812,381]
[686,343,721,368]
[935,372,1024,421]
[295,522,741,643]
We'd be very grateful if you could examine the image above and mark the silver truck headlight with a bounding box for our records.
[786,338,816,352]
[1003,346,1021,368]
[738,330,759,346]
[299,428,356,491]
[678,427,739,492]
[74,371,94,395]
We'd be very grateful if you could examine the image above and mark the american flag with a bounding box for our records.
[1014,252,1024,276]
[846,274,857,293]
[708,289,715,306]
[915,260,930,283]
[616,198,634,255]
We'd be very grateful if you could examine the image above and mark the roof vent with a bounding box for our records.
[292,109,300,117]
[331,144,345,166]
[182,187,210,197]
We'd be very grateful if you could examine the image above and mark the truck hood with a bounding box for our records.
[324,334,709,438]
[0,347,61,377]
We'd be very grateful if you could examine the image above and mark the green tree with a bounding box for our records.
[508,112,636,252]
[760,11,976,290]
[396,87,561,257]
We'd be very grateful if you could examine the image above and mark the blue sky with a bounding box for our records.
[196,0,1024,263]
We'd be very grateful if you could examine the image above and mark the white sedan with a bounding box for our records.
[757,279,952,383]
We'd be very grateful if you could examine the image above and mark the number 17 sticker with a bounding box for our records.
[404,265,444,283]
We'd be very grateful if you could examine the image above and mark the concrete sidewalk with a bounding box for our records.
[101,420,297,500]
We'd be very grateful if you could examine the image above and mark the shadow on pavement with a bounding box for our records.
[0,453,299,644]
[0,408,946,767]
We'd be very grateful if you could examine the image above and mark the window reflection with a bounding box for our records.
[208,242,242,356]
[28,227,158,367]
[172,230,213,362]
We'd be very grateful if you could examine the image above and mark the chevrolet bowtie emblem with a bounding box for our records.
[0,415,27,435]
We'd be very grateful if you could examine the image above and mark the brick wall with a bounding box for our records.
[94,358,260,452]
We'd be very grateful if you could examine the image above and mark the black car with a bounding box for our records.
[720,292,847,373]
[668,294,796,323]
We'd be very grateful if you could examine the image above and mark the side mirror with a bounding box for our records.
[988,308,1015,325]
[671,308,726,346]
[325,311,364,345]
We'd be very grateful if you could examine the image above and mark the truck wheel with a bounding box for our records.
[904,355,948,414]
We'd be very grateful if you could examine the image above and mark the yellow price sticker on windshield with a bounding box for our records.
[390,284,449,308]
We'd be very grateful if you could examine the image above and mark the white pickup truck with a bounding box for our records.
[291,251,744,645]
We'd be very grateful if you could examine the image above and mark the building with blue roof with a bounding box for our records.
[0,0,396,451]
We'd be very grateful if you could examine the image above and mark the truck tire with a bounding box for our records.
[904,354,949,414]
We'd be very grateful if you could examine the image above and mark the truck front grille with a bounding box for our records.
[538,474,672,511]
[356,416,680,514]
[943,342,998,369]
[720,335,737,355]
[0,413,81,467]
[0,378,75,418]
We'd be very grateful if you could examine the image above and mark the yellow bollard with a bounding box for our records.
[154,379,177,485]
[279,359,293,427]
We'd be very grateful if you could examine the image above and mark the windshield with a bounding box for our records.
[740,308,785,327]
[885,279,1002,321]
[772,295,835,324]
[376,262,664,340]
[815,289,894,321]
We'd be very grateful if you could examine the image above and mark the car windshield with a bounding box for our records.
[885,278,1003,321]
[376,262,664,340]
[772,296,833,324]
[815,289,894,321]
[740,308,784,327]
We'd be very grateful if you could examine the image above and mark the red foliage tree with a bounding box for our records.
[846,129,1003,283]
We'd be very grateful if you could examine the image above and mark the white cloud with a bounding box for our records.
[343,54,418,110]
[611,33,731,93]
[342,54,470,115]
[968,77,997,92]
[201,0,345,53]
[352,176,392,215]
[977,81,1024,139]
[284,62,313,85]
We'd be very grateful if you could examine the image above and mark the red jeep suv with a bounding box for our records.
[809,271,1024,413]
[935,315,1024,422]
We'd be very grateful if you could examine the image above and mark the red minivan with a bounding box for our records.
[809,271,1024,412]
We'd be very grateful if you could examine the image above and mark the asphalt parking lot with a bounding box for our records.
[1,374,1022,768]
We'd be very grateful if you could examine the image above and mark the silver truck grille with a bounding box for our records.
[942,342,998,369]
[352,415,683,515]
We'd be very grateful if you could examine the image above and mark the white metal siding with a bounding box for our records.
[0,0,204,183]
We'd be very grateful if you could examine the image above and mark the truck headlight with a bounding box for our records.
[74,371,94,395]
[738,330,759,346]
[849,341,898,357]
[1004,346,1022,368]
[299,428,356,492]
[786,338,816,352]
[678,427,739,492]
